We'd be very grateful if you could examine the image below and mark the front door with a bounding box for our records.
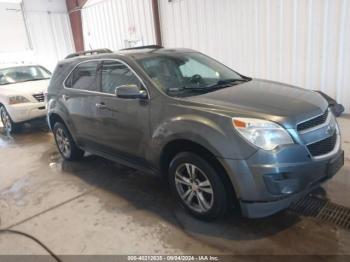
[94,60,150,163]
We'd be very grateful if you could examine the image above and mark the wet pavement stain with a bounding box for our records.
[69,157,347,254]
[0,119,350,254]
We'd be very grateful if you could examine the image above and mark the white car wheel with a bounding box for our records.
[0,106,13,133]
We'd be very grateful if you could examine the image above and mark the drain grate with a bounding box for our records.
[290,195,350,230]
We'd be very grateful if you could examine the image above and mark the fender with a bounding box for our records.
[149,114,231,166]
[148,114,245,200]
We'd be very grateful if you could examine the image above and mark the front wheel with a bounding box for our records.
[0,105,20,133]
[53,122,84,161]
[169,152,229,220]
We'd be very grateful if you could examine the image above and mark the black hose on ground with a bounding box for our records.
[0,229,62,262]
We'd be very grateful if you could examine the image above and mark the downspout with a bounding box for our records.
[66,0,87,52]
[151,0,162,46]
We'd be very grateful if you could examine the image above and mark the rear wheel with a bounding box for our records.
[0,105,21,133]
[169,152,229,220]
[53,122,84,161]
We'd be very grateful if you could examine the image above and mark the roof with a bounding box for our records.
[62,46,196,63]
[118,47,195,59]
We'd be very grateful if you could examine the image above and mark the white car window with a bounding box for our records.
[0,66,51,86]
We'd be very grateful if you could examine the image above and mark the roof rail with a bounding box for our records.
[120,45,163,51]
[65,48,113,59]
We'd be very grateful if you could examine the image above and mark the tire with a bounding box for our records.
[53,122,84,161]
[169,152,229,220]
[0,105,21,133]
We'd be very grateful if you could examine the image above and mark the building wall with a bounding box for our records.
[0,1,30,52]
[0,0,74,71]
[23,0,74,70]
[159,0,350,112]
[81,0,156,50]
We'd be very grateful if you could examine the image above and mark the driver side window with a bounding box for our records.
[101,60,141,95]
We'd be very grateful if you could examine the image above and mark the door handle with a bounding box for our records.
[96,102,107,110]
[62,94,70,101]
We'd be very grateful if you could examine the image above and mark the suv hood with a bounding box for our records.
[187,79,328,128]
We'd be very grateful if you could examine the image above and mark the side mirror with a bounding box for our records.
[115,84,148,99]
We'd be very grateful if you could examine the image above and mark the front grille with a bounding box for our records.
[307,132,337,157]
[297,110,328,132]
[33,93,44,102]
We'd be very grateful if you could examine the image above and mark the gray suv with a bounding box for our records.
[47,46,344,220]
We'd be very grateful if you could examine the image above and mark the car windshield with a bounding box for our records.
[137,52,250,97]
[0,66,51,86]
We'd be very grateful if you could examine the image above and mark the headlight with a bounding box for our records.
[8,96,30,105]
[232,117,294,150]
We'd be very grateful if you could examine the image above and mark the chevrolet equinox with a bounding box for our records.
[47,46,344,220]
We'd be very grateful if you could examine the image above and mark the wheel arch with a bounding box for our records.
[159,138,238,207]
[0,102,7,111]
[48,112,78,141]
[48,112,66,130]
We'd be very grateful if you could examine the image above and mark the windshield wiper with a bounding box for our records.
[167,86,207,93]
[168,78,249,94]
[207,78,249,89]
[173,85,229,95]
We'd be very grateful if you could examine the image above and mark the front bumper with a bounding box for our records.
[219,143,344,218]
[6,103,47,123]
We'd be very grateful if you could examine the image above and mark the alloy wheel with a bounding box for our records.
[174,163,214,213]
[55,127,71,158]
[0,107,12,132]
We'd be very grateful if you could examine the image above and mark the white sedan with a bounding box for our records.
[0,64,51,133]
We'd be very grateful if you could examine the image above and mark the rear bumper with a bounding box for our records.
[219,146,344,218]
[7,103,47,123]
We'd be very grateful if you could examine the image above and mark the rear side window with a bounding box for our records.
[101,60,141,94]
[65,61,100,91]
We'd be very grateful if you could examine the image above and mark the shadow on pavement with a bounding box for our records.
[47,150,301,243]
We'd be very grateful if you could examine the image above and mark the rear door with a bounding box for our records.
[62,60,102,147]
